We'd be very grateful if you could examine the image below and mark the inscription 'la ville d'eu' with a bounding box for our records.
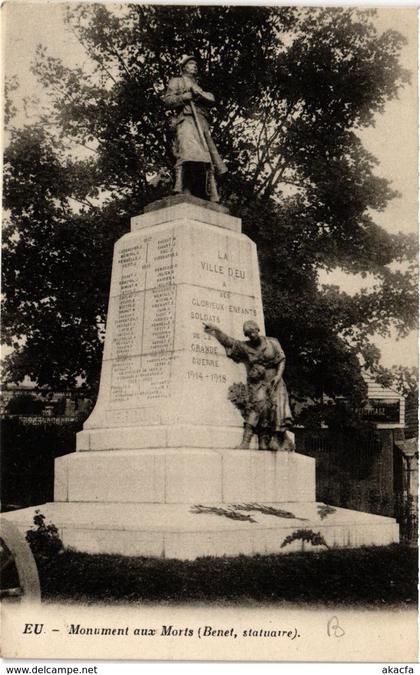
[201,251,246,279]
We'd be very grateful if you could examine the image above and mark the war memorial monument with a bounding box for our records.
[4,55,399,559]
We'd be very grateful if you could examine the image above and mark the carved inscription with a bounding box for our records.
[113,294,142,359]
[200,250,246,280]
[111,358,142,403]
[107,230,261,407]
[110,232,177,404]
[187,283,259,384]
[151,234,178,287]
[143,286,176,354]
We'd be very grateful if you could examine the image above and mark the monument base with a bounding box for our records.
[1,199,399,560]
[2,447,399,560]
[4,500,399,560]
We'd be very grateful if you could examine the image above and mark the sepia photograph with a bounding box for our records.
[1,2,418,665]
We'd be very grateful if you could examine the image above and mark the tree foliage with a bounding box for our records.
[3,6,417,419]
[374,365,418,410]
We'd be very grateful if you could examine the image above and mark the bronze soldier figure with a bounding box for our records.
[162,55,227,202]
[204,320,295,452]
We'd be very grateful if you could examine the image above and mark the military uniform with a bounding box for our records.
[162,68,227,199]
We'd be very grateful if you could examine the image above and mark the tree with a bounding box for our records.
[374,365,418,400]
[3,6,417,420]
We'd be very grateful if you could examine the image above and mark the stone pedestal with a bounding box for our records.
[77,199,263,452]
[2,197,399,559]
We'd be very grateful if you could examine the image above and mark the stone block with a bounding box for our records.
[165,425,243,449]
[164,450,222,503]
[219,450,316,503]
[53,448,315,506]
[64,451,166,503]
[88,427,167,451]
[54,455,69,502]
[131,198,240,233]
[143,194,230,214]
[77,425,246,451]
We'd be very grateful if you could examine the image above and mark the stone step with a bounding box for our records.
[54,449,315,504]
[4,501,399,560]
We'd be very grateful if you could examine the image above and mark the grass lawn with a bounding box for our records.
[35,544,418,606]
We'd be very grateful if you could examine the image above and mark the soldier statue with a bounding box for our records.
[204,320,295,452]
[162,55,227,202]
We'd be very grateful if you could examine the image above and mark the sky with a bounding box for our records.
[2,2,418,370]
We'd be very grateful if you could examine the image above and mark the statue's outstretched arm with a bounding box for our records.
[203,323,234,348]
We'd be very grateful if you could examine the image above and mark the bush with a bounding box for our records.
[26,510,64,561]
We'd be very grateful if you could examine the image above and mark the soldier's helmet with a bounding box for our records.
[179,54,197,71]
